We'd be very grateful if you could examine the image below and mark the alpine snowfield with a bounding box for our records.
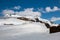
[0,23,60,40]
[0,17,60,40]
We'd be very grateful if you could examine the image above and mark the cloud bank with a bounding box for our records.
[38,6,60,13]
[2,7,41,17]
[45,6,60,12]
[15,8,41,17]
[51,17,60,22]
[2,10,14,17]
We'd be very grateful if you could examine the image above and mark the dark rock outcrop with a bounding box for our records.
[17,17,35,22]
[50,24,60,33]
[50,26,57,33]
[44,23,50,28]
[35,18,40,22]
[4,24,13,25]
[35,18,43,23]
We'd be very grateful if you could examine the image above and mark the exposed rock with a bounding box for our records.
[50,24,60,33]
[50,26,57,33]
[44,23,50,28]
[35,18,40,22]
[17,17,35,22]
[4,24,13,25]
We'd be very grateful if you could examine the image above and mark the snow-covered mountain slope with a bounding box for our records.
[0,18,49,40]
[0,18,30,25]
[0,17,49,34]
[0,16,60,40]
[0,21,60,40]
[0,16,59,29]
[0,31,60,40]
[0,22,49,36]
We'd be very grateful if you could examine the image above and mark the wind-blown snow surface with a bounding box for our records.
[0,24,60,40]
[0,18,27,25]
[0,18,60,40]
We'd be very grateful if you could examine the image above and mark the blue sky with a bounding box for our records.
[0,0,60,24]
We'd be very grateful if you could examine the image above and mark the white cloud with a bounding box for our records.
[45,6,60,12]
[13,6,21,10]
[2,8,41,17]
[51,17,60,22]
[38,8,46,13]
[38,6,60,13]
[53,6,59,11]
[2,9,14,17]
[45,7,52,12]
[15,8,41,17]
